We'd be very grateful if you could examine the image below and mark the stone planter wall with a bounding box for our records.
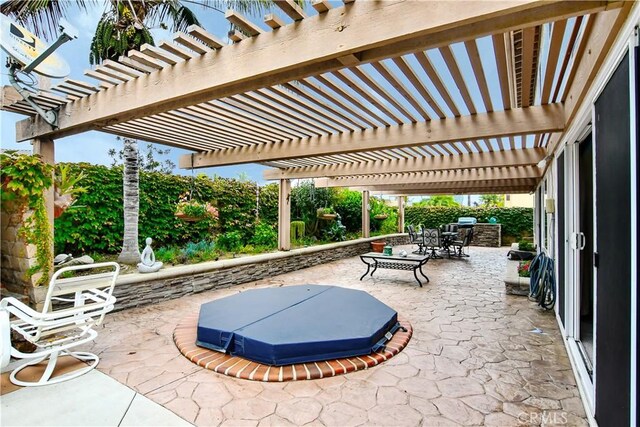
[113,234,409,311]
[0,208,40,307]
[504,260,530,296]
[471,223,501,247]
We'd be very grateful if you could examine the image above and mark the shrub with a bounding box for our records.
[53,163,278,254]
[405,206,533,243]
[518,241,535,252]
[1,151,54,285]
[155,246,185,265]
[183,240,217,262]
[216,231,244,253]
[155,240,218,265]
[322,216,347,241]
[333,189,361,232]
[250,222,278,248]
[379,210,399,234]
[290,221,305,242]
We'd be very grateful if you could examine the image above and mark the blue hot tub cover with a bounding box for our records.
[196,285,399,366]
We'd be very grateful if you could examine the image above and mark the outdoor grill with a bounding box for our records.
[457,217,478,228]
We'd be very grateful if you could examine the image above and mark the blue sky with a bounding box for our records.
[1,1,572,187]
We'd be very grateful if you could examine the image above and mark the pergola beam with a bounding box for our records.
[372,186,534,196]
[16,0,617,142]
[263,147,546,180]
[180,104,563,168]
[314,166,541,187]
[352,179,537,192]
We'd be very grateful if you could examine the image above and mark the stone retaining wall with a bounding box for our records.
[0,209,39,305]
[471,223,501,247]
[113,234,409,311]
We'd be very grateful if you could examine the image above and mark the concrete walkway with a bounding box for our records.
[1,370,191,426]
[2,246,588,426]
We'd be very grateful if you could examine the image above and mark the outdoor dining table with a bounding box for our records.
[440,231,458,257]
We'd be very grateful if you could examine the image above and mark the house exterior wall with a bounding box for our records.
[504,193,534,208]
[541,7,639,425]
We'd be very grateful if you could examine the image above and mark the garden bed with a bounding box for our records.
[108,234,409,311]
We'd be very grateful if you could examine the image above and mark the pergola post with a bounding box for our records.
[33,137,54,301]
[278,179,291,251]
[362,190,370,238]
[32,138,55,226]
[397,196,405,233]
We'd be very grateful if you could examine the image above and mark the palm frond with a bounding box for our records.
[180,1,307,17]
[0,0,93,41]
[147,0,201,32]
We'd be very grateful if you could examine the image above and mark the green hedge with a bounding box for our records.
[404,206,533,242]
[54,163,278,254]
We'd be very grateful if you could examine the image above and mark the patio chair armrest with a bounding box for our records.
[0,297,41,319]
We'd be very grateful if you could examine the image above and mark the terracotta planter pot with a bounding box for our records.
[53,205,65,219]
[371,241,386,253]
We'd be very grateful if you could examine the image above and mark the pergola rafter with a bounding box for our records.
[9,0,617,142]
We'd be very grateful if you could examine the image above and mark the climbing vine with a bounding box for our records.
[1,151,54,285]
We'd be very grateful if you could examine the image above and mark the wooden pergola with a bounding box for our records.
[1,0,632,250]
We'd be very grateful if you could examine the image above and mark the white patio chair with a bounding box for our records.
[0,262,119,386]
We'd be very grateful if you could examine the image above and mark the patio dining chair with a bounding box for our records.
[452,228,474,257]
[0,262,119,386]
[423,229,442,259]
[441,223,459,233]
[408,225,426,254]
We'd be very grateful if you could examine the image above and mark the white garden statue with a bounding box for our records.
[137,237,163,273]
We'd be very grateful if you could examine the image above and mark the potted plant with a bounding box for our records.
[518,260,532,278]
[374,213,388,220]
[507,240,537,260]
[175,199,219,222]
[371,240,386,252]
[53,165,86,218]
[317,207,337,220]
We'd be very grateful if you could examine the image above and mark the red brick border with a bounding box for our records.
[174,314,412,382]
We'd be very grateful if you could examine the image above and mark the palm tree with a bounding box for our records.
[117,138,141,264]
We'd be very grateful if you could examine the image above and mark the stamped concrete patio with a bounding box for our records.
[87,246,587,426]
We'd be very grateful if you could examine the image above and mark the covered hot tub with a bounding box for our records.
[196,285,400,366]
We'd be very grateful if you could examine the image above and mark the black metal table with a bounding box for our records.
[359,252,430,287]
[440,231,458,257]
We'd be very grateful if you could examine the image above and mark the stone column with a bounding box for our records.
[361,190,370,238]
[278,179,291,251]
[397,196,405,233]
